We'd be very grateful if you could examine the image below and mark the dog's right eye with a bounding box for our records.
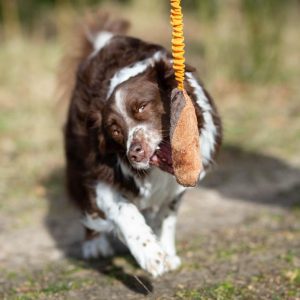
[138,104,146,113]
[133,102,149,119]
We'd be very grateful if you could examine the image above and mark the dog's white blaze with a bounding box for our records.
[114,89,134,151]
[186,72,217,166]
[107,51,166,99]
[115,89,139,152]
[126,125,138,152]
[115,89,131,126]
[90,31,113,57]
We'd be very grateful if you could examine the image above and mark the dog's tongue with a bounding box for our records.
[150,153,160,165]
[150,141,174,175]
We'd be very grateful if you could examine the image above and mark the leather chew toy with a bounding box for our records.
[170,0,202,186]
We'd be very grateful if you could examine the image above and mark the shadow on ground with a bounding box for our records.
[203,145,300,207]
[42,170,153,295]
[43,145,300,294]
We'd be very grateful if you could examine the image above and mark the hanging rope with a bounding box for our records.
[170,0,185,91]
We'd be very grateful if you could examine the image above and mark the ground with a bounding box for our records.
[0,145,300,299]
[0,3,300,299]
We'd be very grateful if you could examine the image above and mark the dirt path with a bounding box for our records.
[1,147,299,299]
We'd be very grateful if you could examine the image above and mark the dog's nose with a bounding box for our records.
[129,142,145,162]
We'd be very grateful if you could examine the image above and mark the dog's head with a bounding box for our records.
[98,60,178,174]
[66,18,221,181]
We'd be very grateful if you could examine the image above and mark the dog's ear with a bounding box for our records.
[155,58,196,89]
[155,59,176,89]
[185,63,196,73]
[87,108,107,156]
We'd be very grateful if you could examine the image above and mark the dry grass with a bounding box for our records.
[0,39,62,222]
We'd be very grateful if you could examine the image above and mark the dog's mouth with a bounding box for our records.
[150,140,174,175]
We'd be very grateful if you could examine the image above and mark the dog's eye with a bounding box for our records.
[138,104,146,113]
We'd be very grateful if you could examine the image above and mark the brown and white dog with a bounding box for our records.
[64,14,222,277]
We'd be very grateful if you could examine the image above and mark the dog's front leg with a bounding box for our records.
[156,192,185,271]
[95,182,168,277]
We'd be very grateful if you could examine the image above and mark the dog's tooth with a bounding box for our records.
[156,146,160,150]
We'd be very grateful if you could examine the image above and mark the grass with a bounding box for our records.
[174,269,300,300]
[1,210,299,298]
[1,260,96,299]
[175,282,237,299]
[0,38,63,228]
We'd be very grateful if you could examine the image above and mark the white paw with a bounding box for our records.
[82,235,114,259]
[141,245,168,277]
[165,254,181,271]
[128,237,169,277]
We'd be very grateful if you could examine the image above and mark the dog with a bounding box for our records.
[63,14,222,277]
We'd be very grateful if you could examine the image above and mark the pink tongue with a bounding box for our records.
[157,154,169,165]
[150,147,174,175]
[157,143,172,165]
[150,154,159,166]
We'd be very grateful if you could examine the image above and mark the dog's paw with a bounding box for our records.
[138,243,168,278]
[82,235,114,259]
[128,237,169,277]
[165,254,181,271]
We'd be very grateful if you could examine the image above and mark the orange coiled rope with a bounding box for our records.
[170,0,185,91]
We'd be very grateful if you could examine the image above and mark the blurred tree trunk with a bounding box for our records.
[1,0,21,39]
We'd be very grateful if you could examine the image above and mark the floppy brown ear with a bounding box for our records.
[87,108,107,156]
[154,58,176,91]
[185,63,196,73]
[155,58,196,89]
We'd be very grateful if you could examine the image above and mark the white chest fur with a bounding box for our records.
[134,167,186,212]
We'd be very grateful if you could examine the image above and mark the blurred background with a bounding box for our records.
[0,0,299,299]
